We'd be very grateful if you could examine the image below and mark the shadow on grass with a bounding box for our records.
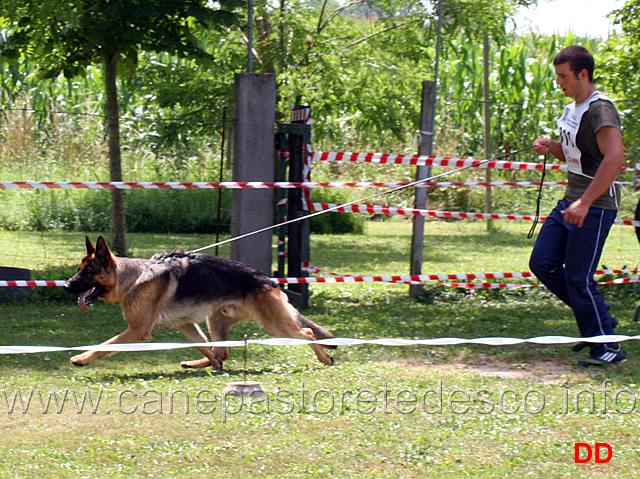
[94,365,285,384]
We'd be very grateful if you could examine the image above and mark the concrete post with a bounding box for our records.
[231,73,276,274]
[409,81,435,296]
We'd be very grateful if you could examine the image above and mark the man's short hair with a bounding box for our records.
[554,45,595,82]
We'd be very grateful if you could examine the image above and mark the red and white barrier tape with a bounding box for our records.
[312,151,560,169]
[310,202,542,222]
[303,266,636,281]
[0,181,314,190]
[0,280,67,287]
[309,202,640,227]
[298,266,638,288]
[312,151,637,172]
[3,271,637,290]
[414,181,570,188]
[3,180,603,189]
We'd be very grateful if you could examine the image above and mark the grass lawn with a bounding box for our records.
[1,218,640,478]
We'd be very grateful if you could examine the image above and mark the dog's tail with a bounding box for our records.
[297,314,337,349]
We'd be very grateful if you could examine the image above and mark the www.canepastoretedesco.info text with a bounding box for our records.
[2,381,637,419]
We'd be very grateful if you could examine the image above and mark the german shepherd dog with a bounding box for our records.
[64,236,336,369]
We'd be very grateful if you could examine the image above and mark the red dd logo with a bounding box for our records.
[574,443,613,464]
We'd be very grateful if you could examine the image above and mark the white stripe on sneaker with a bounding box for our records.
[600,352,616,362]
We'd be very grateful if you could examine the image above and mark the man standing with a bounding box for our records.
[531,45,627,366]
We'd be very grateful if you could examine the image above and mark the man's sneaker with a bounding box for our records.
[578,346,628,367]
[572,318,619,352]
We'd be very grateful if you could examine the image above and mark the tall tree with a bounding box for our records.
[0,0,239,255]
[221,0,535,151]
[600,0,640,160]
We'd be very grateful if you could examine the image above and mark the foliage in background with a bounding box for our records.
[0,189,232,234]
[308,188,366,235]
[243,0,535,152]
[430,33,610,215]
[0,0,242,254]
[600,0,640,163]
[0,1,638,235]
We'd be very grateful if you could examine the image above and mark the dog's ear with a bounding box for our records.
[95,236,113,263]
[85,236,96,255]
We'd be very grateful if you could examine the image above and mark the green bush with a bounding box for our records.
[0,189,231,234]
[0,185,369,235]
[125,190,231,233]
[308,188,365,234]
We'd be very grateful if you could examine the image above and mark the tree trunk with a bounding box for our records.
[104,53,127,256]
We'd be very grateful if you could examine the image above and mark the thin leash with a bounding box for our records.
[527,152,548,239]
[189,145,536,254]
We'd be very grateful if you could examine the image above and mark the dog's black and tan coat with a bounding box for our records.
[65,236,336,368]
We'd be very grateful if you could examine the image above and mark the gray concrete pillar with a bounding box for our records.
[230,73,276,274]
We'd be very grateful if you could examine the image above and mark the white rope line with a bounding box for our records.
[2,334,639,355]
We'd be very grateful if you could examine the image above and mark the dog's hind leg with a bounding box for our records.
[296,315,337,350]
[296,320,336,366]
[206,310,240,364]
[176,323,223,370]
[253,288,335,366]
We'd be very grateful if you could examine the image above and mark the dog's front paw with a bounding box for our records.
[70,354,89,367]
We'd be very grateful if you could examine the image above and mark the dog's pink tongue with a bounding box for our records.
[78,291,91,312]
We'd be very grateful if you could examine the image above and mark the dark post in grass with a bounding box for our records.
[0,267,31,302]
[279,106,311,308]
[409,81,436,297]
[230,73,277,275]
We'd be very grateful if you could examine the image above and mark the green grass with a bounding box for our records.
[1,219,640,478]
